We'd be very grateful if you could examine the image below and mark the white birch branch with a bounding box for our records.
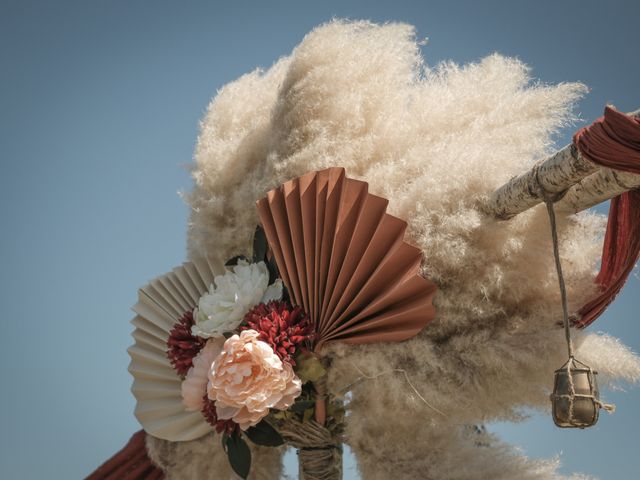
[485,108,640,219]
[556,167,640,213]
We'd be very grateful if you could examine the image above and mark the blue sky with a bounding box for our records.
[1,1,638,478]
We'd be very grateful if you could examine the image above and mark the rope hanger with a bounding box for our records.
[536,172,615,427]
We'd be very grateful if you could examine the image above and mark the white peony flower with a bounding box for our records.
[191,260,283,339]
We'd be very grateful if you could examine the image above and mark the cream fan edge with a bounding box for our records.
[127,256,225,442]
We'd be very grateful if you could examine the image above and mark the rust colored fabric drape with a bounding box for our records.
[573,106,640,328]
[86,430,164,480]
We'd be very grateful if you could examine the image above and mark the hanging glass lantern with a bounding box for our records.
[550,357,600,428]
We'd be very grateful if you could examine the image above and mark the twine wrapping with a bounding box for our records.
[275,376,344,480]
[277,418,343,480]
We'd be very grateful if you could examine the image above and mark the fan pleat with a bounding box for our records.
[326,283,436,340]
[320,178,367,329]
[160,273,191,313]
[131,379,181,400]
[312,170,328,320]
[131,316,170,343]
[167,268,193,308]
[323,213,406,332]
[271,188,303,302]
[127,361,177,382]
[172,266,201,304]
[343,274,434,329]
[149,280,183,319]
[139,410,211,441]
[128,257,222,442]
[128,345,170,368]
[132,329,167,352]
[322,193,388,331]
[284,179,310,314]
[135,398,188,418]
[317,170,344,323]
[192,256,220,290]
[257,196,288,281]
[299,172,317,319]
[257,167,437,351]
[132,298,175,333]
[183,263,208,293]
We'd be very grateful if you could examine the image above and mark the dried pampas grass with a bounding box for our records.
[145,19,639,479]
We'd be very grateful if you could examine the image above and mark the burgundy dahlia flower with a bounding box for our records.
[167,310,206,376]
[201,395,239,436]
[240,300,314,365]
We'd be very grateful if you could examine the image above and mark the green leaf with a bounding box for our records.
[282,284,291,303]
[289,400,316,413]
[327,401,346,423]
[225,434,251,480]
[295,352,327,384]
[252,225,268,264]
[225,255,249,267]
[266,254,279,284]
[244,419,284,447]
[302,407,315,423]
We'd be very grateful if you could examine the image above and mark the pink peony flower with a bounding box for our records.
[181,338,225,411]
[208,329,302,430]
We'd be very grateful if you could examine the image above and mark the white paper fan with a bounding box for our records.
[127,256,225,441]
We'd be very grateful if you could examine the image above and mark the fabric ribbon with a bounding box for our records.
[573,106,640,328]
[85,430,164,480]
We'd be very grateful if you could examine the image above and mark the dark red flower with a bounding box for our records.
[240,300,314,365]
[201,395,239,436]
[167,310,206,376]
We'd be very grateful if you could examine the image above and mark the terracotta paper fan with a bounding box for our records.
[257,167,437,350]
[127,256,225,441]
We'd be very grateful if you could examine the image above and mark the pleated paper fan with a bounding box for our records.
[127,256,225,441]
[257,167,437,351]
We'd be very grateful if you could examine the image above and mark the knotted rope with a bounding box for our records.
[278,419,342,480]
[276,415,343,480]
[275,376,343,480]
[540,183,574,359]
[551,357,616,418]
[536,170,615,421]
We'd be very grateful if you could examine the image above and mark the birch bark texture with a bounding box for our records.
[486,108,640,219]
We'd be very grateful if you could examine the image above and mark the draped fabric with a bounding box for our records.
[85,430,163,480]
[574,106,640,328]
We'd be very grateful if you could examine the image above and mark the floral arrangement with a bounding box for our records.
[166,227,329,478]
[129,168,436,479]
